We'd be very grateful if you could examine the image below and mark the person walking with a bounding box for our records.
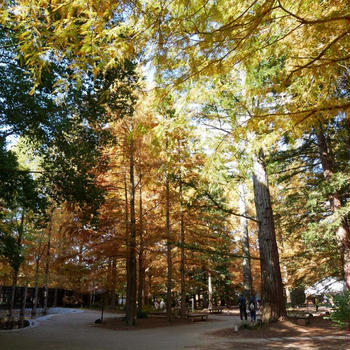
[238,294,247,321]
[249,296,256,322]
[159,299,166,311]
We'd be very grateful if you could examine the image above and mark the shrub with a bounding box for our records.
[140,304,154,313]
[327,291,350,329]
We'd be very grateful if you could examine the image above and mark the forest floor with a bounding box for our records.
[207,312,348,350]
[0,308,348,349]
[98,308,349,349]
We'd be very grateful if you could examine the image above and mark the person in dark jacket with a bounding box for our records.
[238,294,247,320]
[249,296,256,322]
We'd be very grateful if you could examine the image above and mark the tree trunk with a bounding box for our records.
[238,182,252,297]
[179,179,186,318]
[8,271,18,321]
[282,265,291,303]
[8,211,25,321]
[53,288,58,307]
[31,235,43,317]
[110,258,117,310]
[253,149,286,322]
[123,170,130,319]
[91,289,95,305]
[31,257,40,318]
[316,128,350,288]
[20,285,27,328]
[126,138,137,326]
[137,170,145,314]
[166,168,173,321]
[43,208,54,315]
[147,271,152,305]
[208,272,213,310]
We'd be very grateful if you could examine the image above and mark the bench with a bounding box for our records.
[209,307,223,314]
[149,310,184,320]
[187,313,208,322]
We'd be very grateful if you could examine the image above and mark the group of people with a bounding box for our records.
[238,294,260,322]
[154,299,166,311]
[154,294,260,322]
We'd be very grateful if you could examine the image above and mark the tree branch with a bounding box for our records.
[277,0,350,25]
[181,179,260,223]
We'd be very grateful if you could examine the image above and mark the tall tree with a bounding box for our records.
[253,149,286,321]
[239,182,252,297]
[315,125,350,288]
[269,116,349,288]
[137,169,145,314]
[126,129,137,326]
[165,136,173,321]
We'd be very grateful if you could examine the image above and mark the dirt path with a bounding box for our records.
[0,309,348,350]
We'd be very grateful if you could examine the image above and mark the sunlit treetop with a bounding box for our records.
[2,0,349,134]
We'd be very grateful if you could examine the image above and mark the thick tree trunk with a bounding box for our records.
[316,128,350,288]
[166,170,173,321]
[179,179,186,318]
[253,149,286,322]
[126,139,137,326]
[137,170,145,313]
[238,182,252,297]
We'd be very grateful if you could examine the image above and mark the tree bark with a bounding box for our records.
[126,138,137,326]
[110,258,117,310]
[123,169,130,319]
[31,257,40,318]
[316,128,350,288]
[166,162,173,321]
[238,182,252,297]
[32,234,43,317]
[43,208,54,315]
[137,170,145,313]
[253,149,286,322]
[8,272,18,321]
[179,179,186,318]
[19,285,27,328]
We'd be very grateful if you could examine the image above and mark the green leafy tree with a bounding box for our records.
[328,291,350,329]
[269,115,349,287]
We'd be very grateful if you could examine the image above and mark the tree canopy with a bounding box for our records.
[0,0,348,326]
